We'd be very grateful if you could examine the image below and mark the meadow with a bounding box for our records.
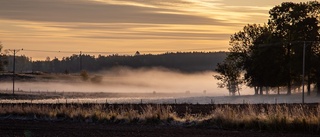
[0,103,319,134]
[1,70,320,136]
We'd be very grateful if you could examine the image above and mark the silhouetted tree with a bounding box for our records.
[27,52,227,73]
[80,70,89,81]
[0,42,5,71]
[215,56,242,96]
[218,1,320,96]
[228,24,271,95]
[269,1,320,95]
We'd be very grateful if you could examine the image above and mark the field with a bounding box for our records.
[0,96,320,136]
[1,71,320,136]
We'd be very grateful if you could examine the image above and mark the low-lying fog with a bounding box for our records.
[1,67,253,96]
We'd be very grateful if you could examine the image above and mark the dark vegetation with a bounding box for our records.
[0,42,7,72]
[215,1,320,96]
[1,120,313,137]
[2,52,226,73]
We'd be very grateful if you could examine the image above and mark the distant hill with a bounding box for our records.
[4,52,227,73]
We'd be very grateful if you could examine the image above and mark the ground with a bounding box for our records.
[0,87,319,136]
[0,119,317,137]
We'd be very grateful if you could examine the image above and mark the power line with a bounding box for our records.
[252,41,320,48]
[22,49,79,54]
[22,49,133,55]
[21,48,222,55]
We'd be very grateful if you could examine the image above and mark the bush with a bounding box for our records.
[80,70,89,81]
[91,75,103,83]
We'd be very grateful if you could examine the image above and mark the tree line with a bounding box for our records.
[215,1,320,96]
[2,52,226,73]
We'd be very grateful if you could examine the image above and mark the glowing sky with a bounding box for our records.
[0,0,310,60]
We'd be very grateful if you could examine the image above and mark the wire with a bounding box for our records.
[22,49,78,53]
[20,47,222,55]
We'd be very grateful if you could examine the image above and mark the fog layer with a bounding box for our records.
[1,67,253,96]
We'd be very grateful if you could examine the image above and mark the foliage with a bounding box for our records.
[80,70,89,81]
[214,56,242,96]
[218,1,320,95]
[5,52,227,73]
[0,42,3,71]
[0,42,8,72]
[268,1,320,95]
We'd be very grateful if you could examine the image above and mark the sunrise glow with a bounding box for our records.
[0,0,310,60]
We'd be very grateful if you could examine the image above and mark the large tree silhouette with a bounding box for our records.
[217,1,320,96]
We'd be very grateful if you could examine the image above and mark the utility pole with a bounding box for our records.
[301,40,320,104]
[9,49,22,95]
[302,41,306,104]
[79,51,82,71]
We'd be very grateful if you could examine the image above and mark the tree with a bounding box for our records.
[214,56,242,96]
[245,44,287,94]
[245,26,288,95]
[0,42,8,72]
[218,1,320,96]
[135,51,140,56]
[80,70,89,81]
[228,24,269,66]
[268,1,320,95]
[227,24,273,95]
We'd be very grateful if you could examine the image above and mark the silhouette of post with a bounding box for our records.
[80,51,82,71]
[302,42,306,104]
[301,41,320,103]
[9,49,22,95]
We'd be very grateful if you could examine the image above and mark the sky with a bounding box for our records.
[0,0,311,60]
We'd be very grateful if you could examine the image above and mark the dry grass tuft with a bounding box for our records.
[0,104,319,133]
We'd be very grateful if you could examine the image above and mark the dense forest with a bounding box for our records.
[2,52,226,73]
[215,1,320,96]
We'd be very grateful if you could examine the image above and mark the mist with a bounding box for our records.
[0,67,253,96]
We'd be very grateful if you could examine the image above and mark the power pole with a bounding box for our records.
[302,41,306,104]
[9,49,22,95]
[301,40,320,104]
[80,51,82,71]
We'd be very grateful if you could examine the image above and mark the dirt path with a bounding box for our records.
[0,119,317,137]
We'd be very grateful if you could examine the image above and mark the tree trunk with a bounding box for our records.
[307,45,311,96]
[232,92,235,96]
[287,46,291,95]
[317,70,320,97]
[259,86,263,95]
[317,81,320,97]
[237,85,241,96]
[287,81,291,95]
[254,87,259,95]
[307,74,311,96]
[277,87,280,95]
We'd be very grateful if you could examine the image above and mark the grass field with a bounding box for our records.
[0,103,319,134]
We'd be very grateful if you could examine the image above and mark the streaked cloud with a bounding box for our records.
[0,0,224,25]
[0,0,311,60]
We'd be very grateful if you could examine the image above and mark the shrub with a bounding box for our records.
[80,70,89,81]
